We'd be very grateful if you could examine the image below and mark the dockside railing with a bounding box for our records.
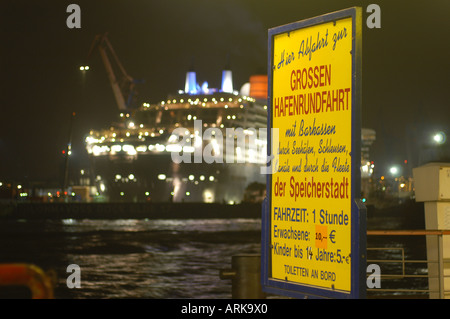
[366,229,450,299]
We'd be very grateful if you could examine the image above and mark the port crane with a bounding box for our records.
[87,33,142,111]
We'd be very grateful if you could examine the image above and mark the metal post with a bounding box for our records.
[438,234,445,299]
[220,254,266,299]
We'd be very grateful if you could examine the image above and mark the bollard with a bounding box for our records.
[220,254,266,299]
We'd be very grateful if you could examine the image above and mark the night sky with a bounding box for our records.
[0,0,449,185]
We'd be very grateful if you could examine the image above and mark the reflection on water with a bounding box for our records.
[0,209,428,298]
[0,218,261,299]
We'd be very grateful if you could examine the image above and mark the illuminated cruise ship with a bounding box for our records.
[85,65,269,203]
[82,34,375,204]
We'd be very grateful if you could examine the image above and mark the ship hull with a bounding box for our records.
[89,153,266,203]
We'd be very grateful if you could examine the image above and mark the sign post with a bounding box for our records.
[262,7,366,299]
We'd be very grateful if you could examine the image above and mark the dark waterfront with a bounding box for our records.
[0,217,261,299]
[0,201,427,299]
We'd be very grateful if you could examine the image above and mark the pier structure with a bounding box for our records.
[414,162,450,298]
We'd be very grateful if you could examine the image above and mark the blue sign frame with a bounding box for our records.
[261,7,366,299]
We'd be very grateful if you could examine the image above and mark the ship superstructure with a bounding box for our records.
[85,52,269,203]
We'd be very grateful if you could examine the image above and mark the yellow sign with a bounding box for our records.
[270,17,353,292]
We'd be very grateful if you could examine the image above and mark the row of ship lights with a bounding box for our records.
[109,101,266,135]
[143,95,259,108]
[88,109,266,156]
[88,127,263,156]
[94,173,216,198]
[112,109,251,138]
[94,95,265,137]
[86,94,266,156]
[4,178,224,201]
[110,173,215,183]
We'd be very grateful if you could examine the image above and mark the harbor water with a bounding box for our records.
[0,217,261,298]
[0,202,428,298]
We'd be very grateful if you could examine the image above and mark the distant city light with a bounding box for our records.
[433,132,446,144]
[389,167,399,175]
[79,65,90,71]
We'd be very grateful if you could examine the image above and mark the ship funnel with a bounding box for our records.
[221,70,233,93]
[185,71,198,94]
[249,75,268,99]
[185,58,198,94]
[221,55,233,93]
